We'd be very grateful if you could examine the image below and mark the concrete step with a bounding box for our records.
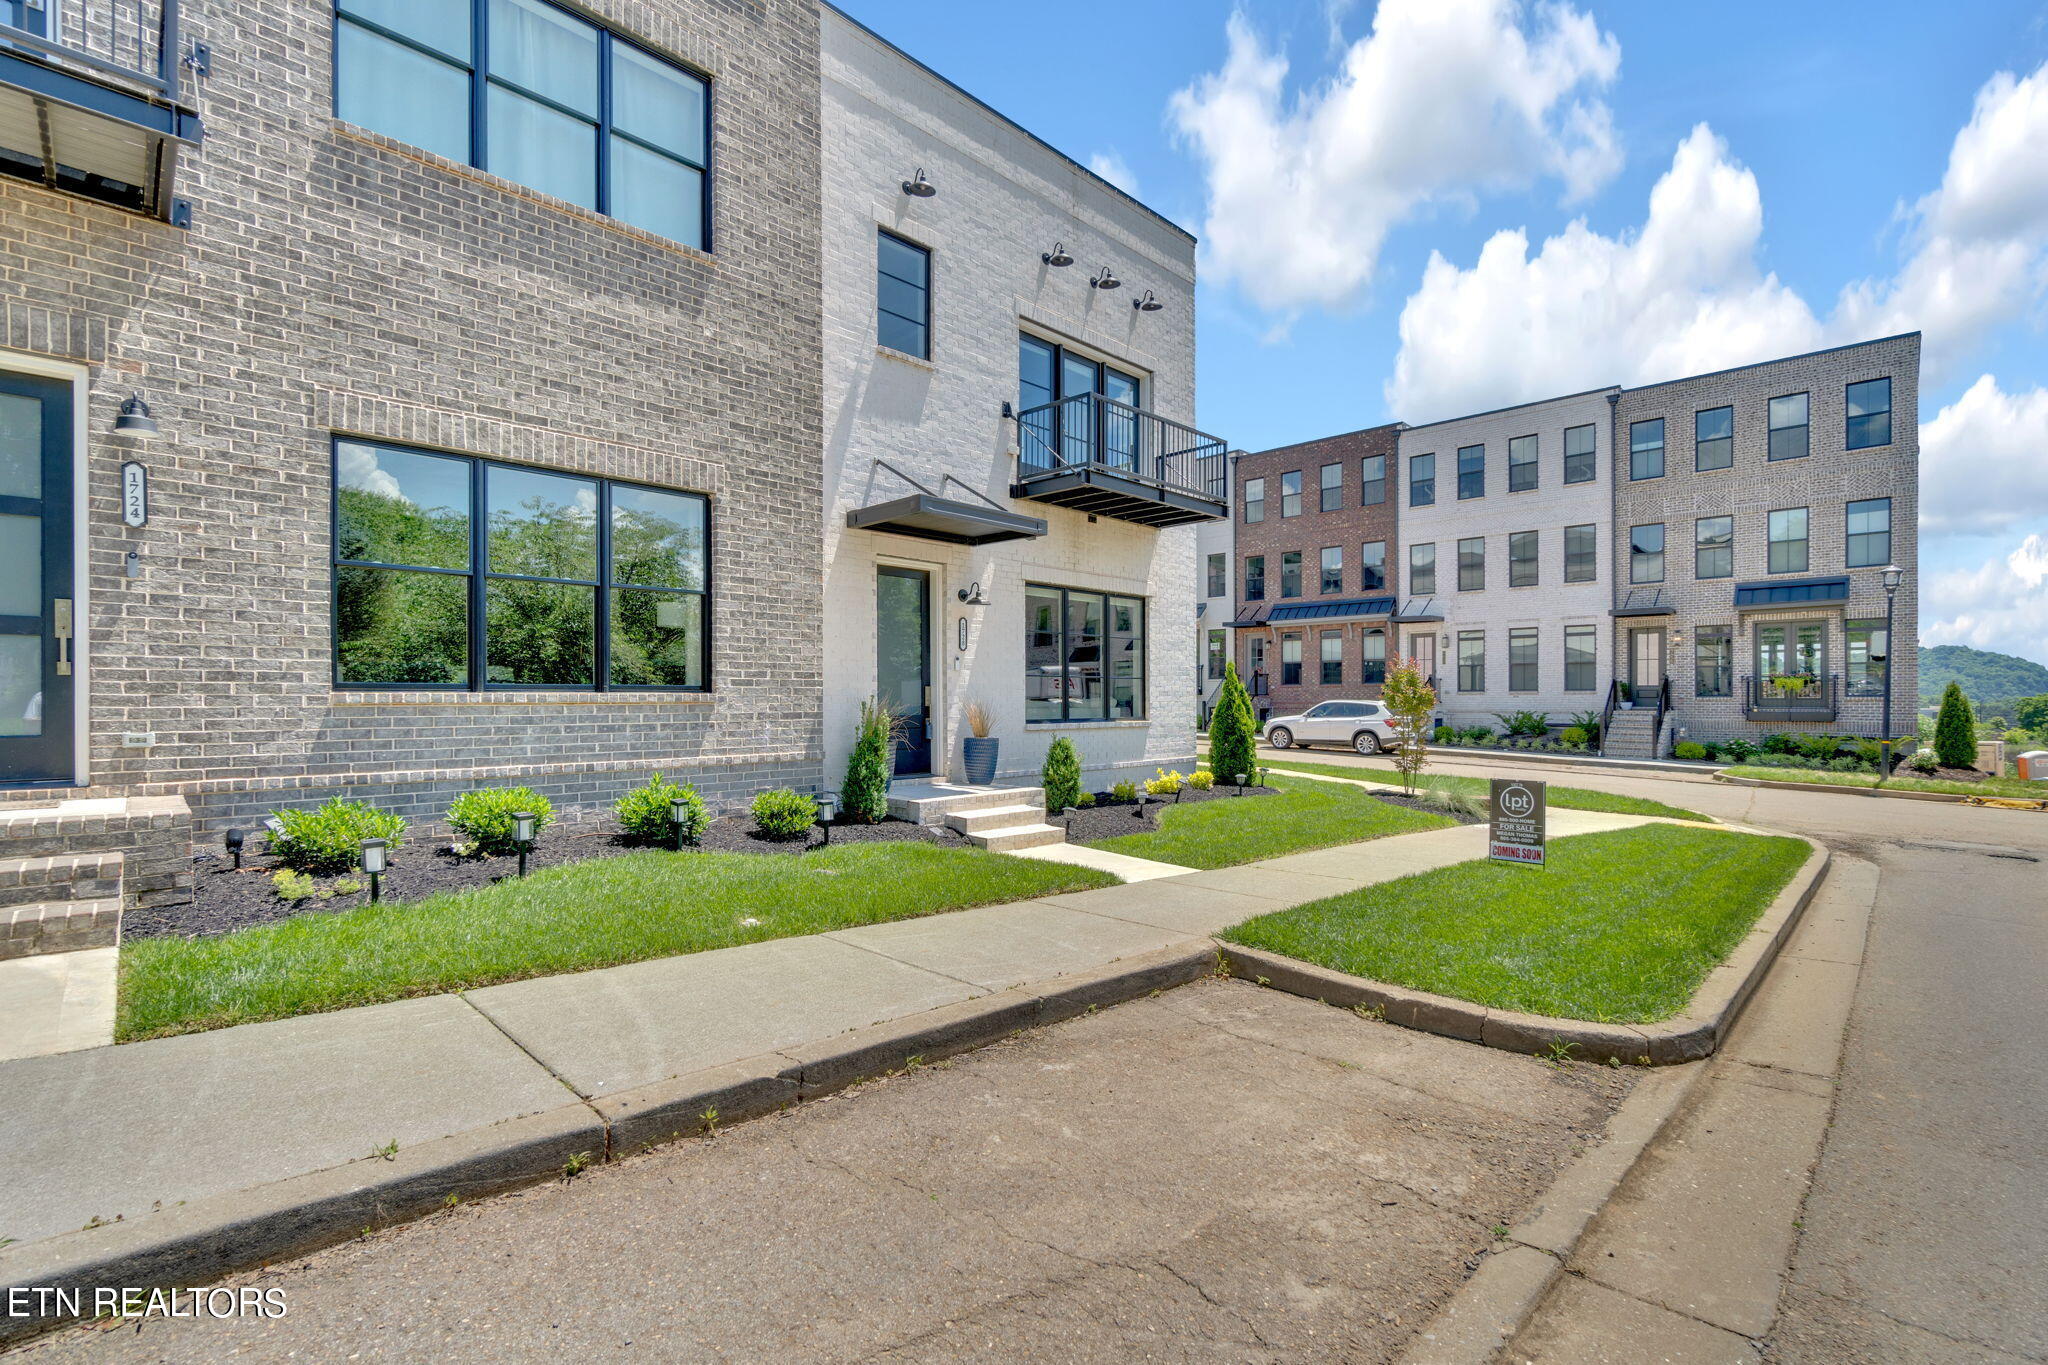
[0,851,124,909]
[945,804,1048,836]
[1,898,121,960]
[888,784,1047,826]
[0,795,193,912]
[966,823,1066,853]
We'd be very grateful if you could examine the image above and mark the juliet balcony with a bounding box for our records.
[1743,673,1840,723]
[0,0,202,220]
[1010,393,1229,529]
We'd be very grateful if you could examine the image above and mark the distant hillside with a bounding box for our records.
[1918,644,2048,716]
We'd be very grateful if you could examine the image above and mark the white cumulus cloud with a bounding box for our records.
[1170,0,1621,316]
[1087,150,1140,198]
[1924,534,2048,667]
[1920,375,2048,536]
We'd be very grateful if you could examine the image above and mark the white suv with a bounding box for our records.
[1263,701,1395,755]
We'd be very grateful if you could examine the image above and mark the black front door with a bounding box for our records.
[0,371,75,785]
[876,566,932,776]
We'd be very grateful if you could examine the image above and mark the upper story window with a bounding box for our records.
[876,230,931,359]
[1319,546,1343,594]
[1244,555,1265,601]
[1846,497,1892,567]
[1360,455,1386,506]
[1410,453,1435,507]
[1243,477,1266,524]
[333,438,709,690]
[1563,424,1596,483]
[1628,419,1665,480]
[1563,523,1597,582]
[334,0,711,249]
[1768,507,1809,573]
[1457,536,1485,591]
[1629,523,1665,584]
[1695,406,1733,471]
[1508,435,1538,492]
[1410,543,1436,596]
[1280,551,1302,597]
[1695,515,1733,579]
[1018,334,1142,465]
[1457,444,1485,499]
[1846,379,1892,449]
[1768,393,1809,461]
[1280,471,1303,517]
[1205,553,1226,599]
[1508,530,1537,587]
[1360,540,1386,591]
[1319,462,1343,512]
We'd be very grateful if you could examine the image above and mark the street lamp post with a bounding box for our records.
[1881,564,1904,774]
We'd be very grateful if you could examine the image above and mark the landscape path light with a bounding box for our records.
[360,837,388,902]
[512,810,536,878]
[670,795,693,852]
[223,827,244,869]
[814,791,839,848]
[1234,772,1247,795]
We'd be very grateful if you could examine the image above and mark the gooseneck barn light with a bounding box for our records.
[901,168,936,197]
[1090,266,1121,291]
[1133,290,1163,312]
[1041,242,1073,267]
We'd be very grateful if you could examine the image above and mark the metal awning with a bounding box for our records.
[1612,588,1675,617]
[1391,597,1443,623]
[845,493,1046,546]
[1227,603,1268,629]
[1265,596,1396,625]
[1733,576,1850,610]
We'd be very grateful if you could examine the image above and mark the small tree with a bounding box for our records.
[1042,735,1083,812]
[1382,655,1437,793]
[842,697,899,824]
[1933,681,1977,769]
[1208,661,1258,786]
[2013,694,2048,734]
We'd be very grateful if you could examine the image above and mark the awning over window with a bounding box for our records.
[1264,596,1396,625]
[846,494,1046,546]
[1227,603,1269,629]
[1612,588,1675,617]
[1733,576,1850,610]
[1391,597,1443,623]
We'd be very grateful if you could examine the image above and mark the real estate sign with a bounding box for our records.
[1488,779,1547,866]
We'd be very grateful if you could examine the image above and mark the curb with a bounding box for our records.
[1221,836,1830,1065]
[0,943,1217,1343]
[1714,772,2045,809]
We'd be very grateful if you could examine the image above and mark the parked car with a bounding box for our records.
[1263,701,1395,754]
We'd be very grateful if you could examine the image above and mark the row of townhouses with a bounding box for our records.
[0,0,1224,910]
[1207,335,1921,754]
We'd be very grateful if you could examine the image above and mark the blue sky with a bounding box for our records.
[838,0,2048,669]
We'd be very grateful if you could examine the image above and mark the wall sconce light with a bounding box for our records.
[1090,266,1121,291]
[957,582,988,606]
[1133,290,1163,312]
[223,827,244,869]
[114,393,159,437]
[512,810,536,877]
[359,837,388,901]
[901,168,936,197]
[1440,631,1451,651]
[1041,242,1073,267]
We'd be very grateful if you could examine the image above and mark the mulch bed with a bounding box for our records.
[133,815,956,942]
[1057,783,1277,843]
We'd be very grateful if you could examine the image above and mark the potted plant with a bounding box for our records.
[1616,680,1635,708]
[961,700,1000,785]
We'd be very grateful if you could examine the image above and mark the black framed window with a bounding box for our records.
[1847,497,1891,567]
[1360,540,1386,591]
[1360,454,1385,505]
[1280,471,1303,517]
[1362,629,1386,684]
[1409,543,1436,596]
[1768,507,1809,573]
[1243,477,1265,524]
[1457,443,1485,499]
[1695,627,1733,697]
[1320,631,1343,684]
[1695,515,1733,579]
[1206,552,1226,599]
[877,230,931,359]
[1629,523,1665,584]
[1319,546,1343,594]
[1207,629,1225,680]
[1244,555,1265,601]
[1457,536,1485,591]
[1508,530,1537,587]
[1628,418,1665,480]
[1768,393,1809,461]
[334,438,709,690]
[1563,523,1597,583]
[1024,584,1145,722]
[1508,434,1538,492]
[1509,627,1538,692]
[1695,406,1733,471]
[1410,453,1435,506]
[1564,624,1595,692]
[1281,635,1302,686]
[1018,334,1142,468]
[1846,378,1891,449]
[1846,619,1887,696]
[334,0,711,249]
[1319,462,1343,512]
[1563,424,1596,483]
[1279,552,1303,598]
[1457,630,1485,693]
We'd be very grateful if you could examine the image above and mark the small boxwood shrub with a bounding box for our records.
[1187,769,1215,791]
[1042,735,1083,813]
[448,786,554,856]
[616,773,708,845]
[1674,740,1708,761]
[750,788,816,841]
[270,798,407,875]
[1110,779,1139,801]
[1432,725,1456,744]
[1559,726,1589,748]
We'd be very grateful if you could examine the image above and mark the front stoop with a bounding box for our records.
[0,851,124,908]
[1602,710,1663,760]
[0,796,193,911]
[2,899,121,961]
[888,782,1048,826]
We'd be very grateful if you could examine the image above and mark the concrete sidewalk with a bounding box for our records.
[0,808,1654,1311]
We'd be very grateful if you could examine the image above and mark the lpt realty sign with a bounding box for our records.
[1489,779,1547,865]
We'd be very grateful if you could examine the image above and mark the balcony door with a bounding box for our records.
[1018,333,1141,472]
[0,370,74,785]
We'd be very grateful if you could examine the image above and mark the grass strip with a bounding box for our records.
[1722,765,2047,800]
[1260,759,1713,823]
[1086,775,1453,869]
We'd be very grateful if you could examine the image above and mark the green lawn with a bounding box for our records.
[1723,765,2048,800]
[1260,759,1713,823]
[118,844,1118,1041]
[1221,824,1810,1023]
[1086,775,1454,869]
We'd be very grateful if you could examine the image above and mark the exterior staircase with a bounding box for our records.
[886,782,1066,852]
[0,796,194,959]
[1601,707,1666,760]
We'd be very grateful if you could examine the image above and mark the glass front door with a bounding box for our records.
[875,567,932,776]
[0,371,74,785]
[1628,628,1665,695]
[1408,633,1436,684]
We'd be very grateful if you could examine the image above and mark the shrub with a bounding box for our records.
[1208,662,1259,788]
[1494,709,1549,738]
[270,798,407,875]
[1761,733,1798,755]
[1076,792,1096,807]
[843,697,900,824]
[1110,779,1139,801]
[1827,757,1865,772]
[1042,735,1083,813]
[616,774,708,845]
[1461,726,1493,743]
[1909,747,1940,774]
[750,788,816,841]
[1432,725,1457,744]
[1674,740,1707,761]
[1144,768,1185,796]
[1796,734,1843,763]
[1187,769,1215,791]
[1934,682,1977,768]
[1560,726,1589,749]
[1854,739,1882,765]
[270,869,317,901]
[1720,738,1758,763]
[448,786,554,856]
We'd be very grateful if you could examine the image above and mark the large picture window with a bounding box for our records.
[334,0,711,248]
[333,438,709,690]
[1024,585,1146,722]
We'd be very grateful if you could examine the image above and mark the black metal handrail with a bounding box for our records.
[1597,679,1621,756]
[1650,676,1673,754]
[1743,673,1838,712]
[0,0,184,101]
[1014,394,1228,502]
[1250,669,1269,697]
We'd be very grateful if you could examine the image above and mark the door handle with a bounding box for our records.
[52,598,72,676]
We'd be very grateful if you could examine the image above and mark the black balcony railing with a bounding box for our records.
[1011,394,1228,527]
[0,0,185,100]
[1743,673,1839,721]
